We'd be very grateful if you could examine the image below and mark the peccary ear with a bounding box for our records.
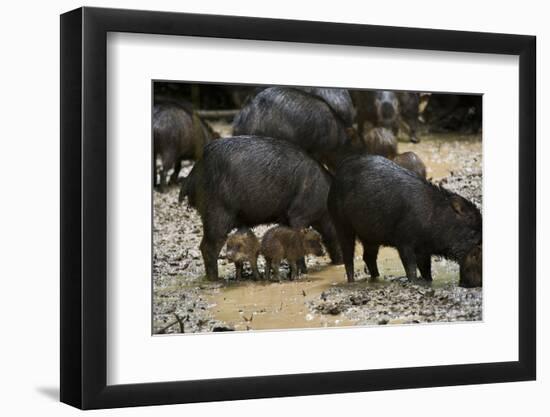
[450,196,468,217]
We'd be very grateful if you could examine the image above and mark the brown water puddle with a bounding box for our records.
[207,262,352,331]
[207,247,458,331]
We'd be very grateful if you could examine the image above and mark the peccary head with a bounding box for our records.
[225,229,259,263]
[375,92,399,124]
[459,244,482,288]
[302,229,325,257]
[435,190,482,262]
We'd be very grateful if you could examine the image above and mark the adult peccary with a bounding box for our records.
[179,136,343,280]
[328,155,481,283]
[396,92,423,143]
[232,87,362,170]
[296,87,356,127]
[153,102,219,191]
[351,90,422,143]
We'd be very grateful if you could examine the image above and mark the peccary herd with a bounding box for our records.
[155,85,482,287]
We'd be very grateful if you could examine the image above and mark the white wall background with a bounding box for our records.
[0,0,545,415]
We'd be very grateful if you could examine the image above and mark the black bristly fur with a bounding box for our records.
[179,136,343,280]
[328,154,482,283]
[233,87,360,169]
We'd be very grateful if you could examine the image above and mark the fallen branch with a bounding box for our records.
[174,313,186,333]
[156,313,188,334]
[157,319,179,334]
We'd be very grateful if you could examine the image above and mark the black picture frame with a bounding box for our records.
[60,6,536,410]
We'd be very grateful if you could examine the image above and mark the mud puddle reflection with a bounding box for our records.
[207,263,353,331]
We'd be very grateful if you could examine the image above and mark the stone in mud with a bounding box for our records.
[349,294,370,306]
[315,302,343,315]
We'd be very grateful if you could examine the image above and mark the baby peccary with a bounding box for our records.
[261,226,324,281]
[225,228,261,280]
[393,151,427,178]
[459,244,482,287]
[365,127,398,160]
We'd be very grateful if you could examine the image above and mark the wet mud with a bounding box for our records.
[153,132,482,334]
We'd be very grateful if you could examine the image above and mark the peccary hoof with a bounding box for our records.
[409,277,432,287]
[204,275,220,282]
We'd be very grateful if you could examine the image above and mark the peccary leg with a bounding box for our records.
[271,259,281,281]
[153,151,158,187]
[250,257,261,280]
[200,236,227,281]
[415,250,432,281]
[264,258,272,281]
[361,243,380,279]
[297,258,307,274]
[333,220,356,283]
[398,246,418,281]
[159,166,168,193]
[287,217,313,271]
[200,212,233,281]
[169,159,182,185]
[235,261,243,280]
[289,260,298,280]
[159,152,176,193]
[312,215,344,265]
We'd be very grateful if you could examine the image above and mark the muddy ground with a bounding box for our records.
[152,130,482,334]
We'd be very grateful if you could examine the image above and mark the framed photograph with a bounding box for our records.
[60,6,536,410]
